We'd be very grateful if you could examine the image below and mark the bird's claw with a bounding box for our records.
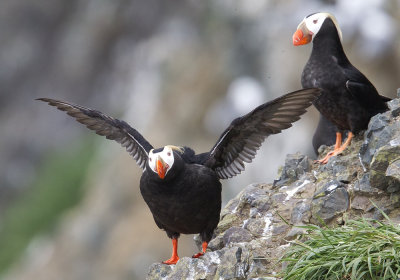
[315,150,339,164]
[192,252,205,258]
[162,256,179,265]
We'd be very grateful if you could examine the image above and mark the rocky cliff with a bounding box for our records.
[147,96,400,280]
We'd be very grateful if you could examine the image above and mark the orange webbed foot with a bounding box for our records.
[192,252,204,258]
[162,255,179,265]
[315,149,341,164]
[192,241,208,259]
[315,132,353,165]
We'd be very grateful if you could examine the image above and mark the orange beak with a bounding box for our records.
[156,157,168,179]
[293,24,313,46]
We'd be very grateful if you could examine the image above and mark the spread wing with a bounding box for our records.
[204,88,320,179]
[37,98,153,169]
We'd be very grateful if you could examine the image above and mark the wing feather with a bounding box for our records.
[37,98,153,169]
[204,88,320,179]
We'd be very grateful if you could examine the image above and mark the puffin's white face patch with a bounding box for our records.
[304,13,328,39]
[148,146,175,175]
[303,12,342,42]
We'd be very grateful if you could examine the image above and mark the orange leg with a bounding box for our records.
[316,132,343,164]
[163,238,179,265]
[317,132,354,164]
[334,132,342,150]
[192,241,208,258]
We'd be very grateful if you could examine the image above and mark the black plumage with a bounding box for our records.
[293,12,390,163]
[312,114,337,154]
[140,151,221,246]
[37,88,319,264]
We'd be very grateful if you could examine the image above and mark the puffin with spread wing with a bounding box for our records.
[38,88,319,264]
[293,12,390,163]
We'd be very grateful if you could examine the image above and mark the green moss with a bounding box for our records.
[218,213,239,232]
[0,138,96,274]
[370,145,400,188]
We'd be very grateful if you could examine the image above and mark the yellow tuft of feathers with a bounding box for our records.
[165,145,184,154]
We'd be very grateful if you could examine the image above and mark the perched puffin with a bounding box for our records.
[38,88,319,264]
[293,12,391,163]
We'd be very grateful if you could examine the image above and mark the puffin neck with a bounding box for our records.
[311,20,348,63]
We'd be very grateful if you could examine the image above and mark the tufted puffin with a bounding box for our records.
[38,88,319,264]
[293,12,391,163]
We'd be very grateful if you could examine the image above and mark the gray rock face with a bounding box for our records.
[386,159,400,181]
[223,227,253,246]
[360,113,392,165]
[370,144,400,191]
[353,173,380,196]
[291,200,311,224]
[359,99,400,191]
[146,97,400,279]
[311,180,349,223]
[360,101,400,162]
[274,153,312,187]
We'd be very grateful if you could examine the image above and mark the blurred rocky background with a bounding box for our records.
[0,0,398,279]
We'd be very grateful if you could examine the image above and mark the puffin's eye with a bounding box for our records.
[167,152,171,156]
[149,157,152,162]
[313,19,318,24]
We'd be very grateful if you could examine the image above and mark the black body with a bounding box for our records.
[302,18,390,136]
[140,148,221,242]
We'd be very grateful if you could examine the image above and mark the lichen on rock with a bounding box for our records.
[146,97,400,280]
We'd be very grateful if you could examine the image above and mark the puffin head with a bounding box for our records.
[293,12,342,46]
[148,145,184,179]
